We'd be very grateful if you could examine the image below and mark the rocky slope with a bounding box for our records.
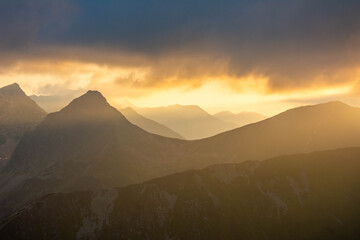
[2,90,360,220]
[0,90,186,218]
[0,83,46,167]
[186,101,360,168]
[120,107,184,139]
[1,147,360,239]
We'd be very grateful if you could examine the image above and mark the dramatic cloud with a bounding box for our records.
[1,0,360,98]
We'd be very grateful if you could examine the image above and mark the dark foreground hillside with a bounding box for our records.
[1,147,360,240]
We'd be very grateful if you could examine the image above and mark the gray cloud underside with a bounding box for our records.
[1,0,360,90]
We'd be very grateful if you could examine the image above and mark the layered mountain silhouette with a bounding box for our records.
[0,83,46,167]
[30,91,85,113]
[214,111,267,127]
[0,91,186,217]
[135,105,239,139]
[2,90,360,219]
[2,147,360,239]
[120,107,184,139]
[186,101,360,168]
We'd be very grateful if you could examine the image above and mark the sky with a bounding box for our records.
[1,0,360,115]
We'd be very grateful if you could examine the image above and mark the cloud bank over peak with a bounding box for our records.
[1,0,360,96]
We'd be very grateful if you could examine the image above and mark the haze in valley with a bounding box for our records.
[1,1,360,239]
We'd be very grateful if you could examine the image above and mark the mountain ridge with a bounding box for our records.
[0,90,187,217]
[186,100,360,167]
[1,147,360,239]
[120,107,184,139]
[2,89,360,220]
[0,83,46,167]
[214,110,267,127]
[136,104,238,139]
[0,83,25,96]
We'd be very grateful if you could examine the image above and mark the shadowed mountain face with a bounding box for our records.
[0,84,46,167]
[2,92,360,219]
[1,148,360,240]
[136,105,239,140]
[0,91,186,218]
[120,107,184,139]
[214,111,267,127]
[188,101,360,168]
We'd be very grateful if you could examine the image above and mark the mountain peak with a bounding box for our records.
[51,90,128,123]
[86,90,103,96]
[317,101,349,108]
[0,83,26,96]
[64,90,109,110]
[0,83,46,125]
[84,90,106,100]
[282,101,352,116]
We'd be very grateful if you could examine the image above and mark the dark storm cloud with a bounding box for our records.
[0,0,74,49]
[2,0,360,91]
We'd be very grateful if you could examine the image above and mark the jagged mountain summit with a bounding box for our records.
[0,83,45,124]
[2,90,360,220]
[120,107,184,139]
[214,111,267,127]
[0,90,186,218]
[0,83,46,166]
[135,104,239,140]
[2,147,360,239]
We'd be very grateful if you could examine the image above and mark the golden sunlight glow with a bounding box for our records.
[126,80,354,116]
[0,60,359,116]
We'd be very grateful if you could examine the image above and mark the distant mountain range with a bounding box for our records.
[135,105,239,139]
[214,111,267,127]
[186,101,360,168]
[1,147,359,239]
[30,94,242,140]
[0,90,188,217]
[2,88,360,220]
[120,107,184,139]
[0,84,46,167]
[30,90,85,113]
